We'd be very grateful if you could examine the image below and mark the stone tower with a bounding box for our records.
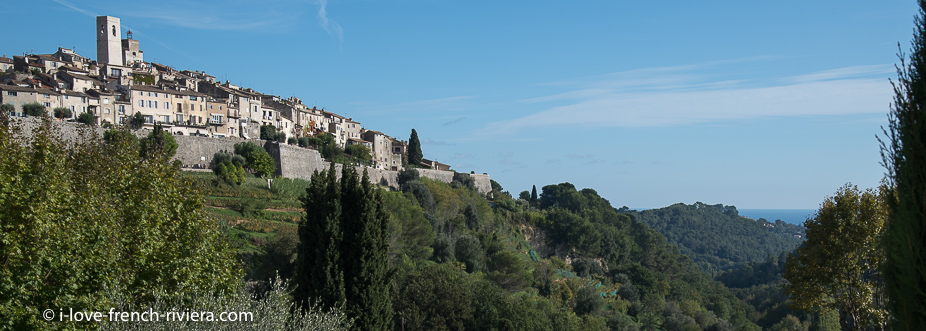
[96,16,122,66]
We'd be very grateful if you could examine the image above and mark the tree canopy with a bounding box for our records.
[783,184,889,331]
[0,115,238,329]
[881,1,926,328]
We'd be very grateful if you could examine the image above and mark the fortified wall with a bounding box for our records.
[11,118,492,194]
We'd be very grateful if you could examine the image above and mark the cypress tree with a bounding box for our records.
[341,167,393,330]
[295,163,345,311]
[295,164,393,329]
[530,185,538,207]
[408,129,423,166]
[881,1,926,328]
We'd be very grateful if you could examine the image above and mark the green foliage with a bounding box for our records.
[128,112,145,130]
[103,129,138,147]
[260,124,286,142]
[783,184,889,330]
[451,172,477,191]
[234,141,276,178]
[76,111,96,125]
[213,151,247,185]
[287,137,298,145]
[881,3,926,329]
[99,276,351,330]
[407,128,422,166]
[630,202,805,273]
[295,165,393,330]
[22,102,45,117]
[454,233,484,273]
[381,191,435,262]
[0,115,239,329]
[139,124,177,159]
[30,67,41,75]
[397,168,420,187]
[52,107,71,119]
[0,103,13,114]
[344,144,372,163]
[321,142,343,161]
[393,263,472,330]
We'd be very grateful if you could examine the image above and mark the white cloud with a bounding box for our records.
[316,0,343,49]
[482,64,894,134]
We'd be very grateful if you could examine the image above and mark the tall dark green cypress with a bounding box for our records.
[882,1,926,328]
[530,185,538,207]
[341,168,393,330]
[295,164,393,329]
[295,163,345,311]
[408,129,423,166]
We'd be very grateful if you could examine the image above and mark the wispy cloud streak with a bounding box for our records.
[51,0,98,17]
[316,0,343,49]
[481,63,894,134]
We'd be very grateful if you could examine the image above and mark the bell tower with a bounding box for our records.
[96,16,123,66]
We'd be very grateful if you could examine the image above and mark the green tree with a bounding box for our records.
[234,141,276,178]
[22,102,44,117]
[77,111,96,125]
[140,123,178,160]
[212,151,247,185]
[128,112,145,130]
[881,2,926,329]
[0,103,13,115]
[52,107,72,119]
[0,115,238,329]
[295,164,393,330]
[783,184,889,331]
[260,124,277,140]
[531,185,538,206]
[407,128,422,166]
[344,144,372,163]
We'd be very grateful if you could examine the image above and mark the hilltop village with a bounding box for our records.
[0,15,449,172]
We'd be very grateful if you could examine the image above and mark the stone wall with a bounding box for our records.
[10,117,492,194]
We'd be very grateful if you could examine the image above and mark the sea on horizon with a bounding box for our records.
[738,209,816,225]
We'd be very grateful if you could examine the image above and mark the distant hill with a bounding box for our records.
[623,202,806,274]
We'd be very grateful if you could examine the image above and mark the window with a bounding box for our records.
[111,68,121,77]
[211,114,222,123]
[139,91,143,96]
[165,103,170,110]
[219,105,222,110]
[104,108,110,114]
[209,105,212,110]
[65,95,69,100]
[43,102,50,107]
[199,116,203,124]
[144,115,153,124]
[43,94,49,98]
[176,114,183,122]
[118,105,125,114]
[112,25,116,37]
[139,100,144,107]
[153,101,158,108]
[70,105,75,112]
[154,92,158,98]
[119,116,125,124]
[103,99,110,104]
[189,96,197,101]
[6,91,16,96]
[147,101,152,108]
[162,115,169,123]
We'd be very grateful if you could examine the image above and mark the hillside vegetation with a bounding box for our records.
[627,203,806,274]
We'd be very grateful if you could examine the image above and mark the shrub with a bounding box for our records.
[22,102,45,117]
[53,107,72,119]
[77,112,96,125]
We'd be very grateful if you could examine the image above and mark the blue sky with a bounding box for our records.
[2,0,917,209]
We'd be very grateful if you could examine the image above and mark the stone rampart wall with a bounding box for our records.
[10,117,492,194]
